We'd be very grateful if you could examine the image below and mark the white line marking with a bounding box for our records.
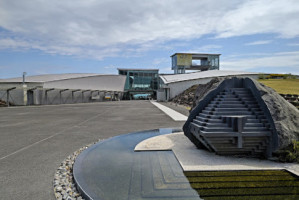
[0,112,104,161]
[150,101,188,121]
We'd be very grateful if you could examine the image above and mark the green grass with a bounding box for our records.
[185,170,299,199]
[258,79,299,95]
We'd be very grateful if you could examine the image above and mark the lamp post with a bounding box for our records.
[23,72,27,85]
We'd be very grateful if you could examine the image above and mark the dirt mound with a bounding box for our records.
[170,78,223,109]
[170,85,198,108]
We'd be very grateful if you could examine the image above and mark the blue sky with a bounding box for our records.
[0,0,299,79]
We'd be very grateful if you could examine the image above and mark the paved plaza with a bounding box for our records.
[0,101,185,200]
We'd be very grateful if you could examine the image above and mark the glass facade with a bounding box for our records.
[118,69,159,99]
[119,69,159,91]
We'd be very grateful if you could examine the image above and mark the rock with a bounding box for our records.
[56,186,63,192]
[252,79,299,149]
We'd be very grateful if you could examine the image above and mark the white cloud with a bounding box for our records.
[288,43,299,46]
[0,0,298,59]
[245,40,272,46]
[104,65,116,69]
[152,58,169,65]
[0,38,31,50]
[216,0,299,38]
[221,51,299,74]
[186,45,222,53]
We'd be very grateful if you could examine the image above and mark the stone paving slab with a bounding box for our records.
[150,101,188,121]
[135,132,299,176]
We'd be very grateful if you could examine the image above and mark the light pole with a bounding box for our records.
[23,72,27,85]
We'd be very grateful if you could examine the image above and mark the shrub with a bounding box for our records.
[276,140,299,163]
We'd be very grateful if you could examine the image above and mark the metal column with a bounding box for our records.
[59,89,69,104]
[45,88,55,105]
[81,90,90,103]
[6,87,16,107]
[71,90,80,103]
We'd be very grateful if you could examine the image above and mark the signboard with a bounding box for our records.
[177,53,192,67]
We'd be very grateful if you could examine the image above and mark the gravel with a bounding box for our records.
[53,141,99,200]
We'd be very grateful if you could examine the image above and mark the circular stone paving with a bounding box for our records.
[72,128,299,200]
[73,128,202,200]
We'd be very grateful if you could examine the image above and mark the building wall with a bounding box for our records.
[158,74,259,101]
[0,76,125,106]
[157,89,167,101]
[0,83,42,106]
[43,75,126,91]
[0,88,24,105]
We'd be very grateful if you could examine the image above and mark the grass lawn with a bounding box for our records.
[258,79,299,95]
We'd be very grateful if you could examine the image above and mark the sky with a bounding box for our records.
[0,0,299,79]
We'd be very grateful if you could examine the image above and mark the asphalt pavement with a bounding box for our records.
[0,101,186,200]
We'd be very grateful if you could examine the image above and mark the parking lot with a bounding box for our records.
[0,101,185,200]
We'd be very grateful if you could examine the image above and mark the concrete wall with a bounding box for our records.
[0,88,122,106]
[157,89,167,102]
[0,88,24,105]
[157,74,259,101]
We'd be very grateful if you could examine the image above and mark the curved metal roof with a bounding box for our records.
[0,73,113,83]
[159,70,259,84]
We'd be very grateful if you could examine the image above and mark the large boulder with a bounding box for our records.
[190,77,299,150]
[252,79,299,149]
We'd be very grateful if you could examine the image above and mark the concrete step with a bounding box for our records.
[210,100,243,104]
[243,127,269,132]
[244,123,265,127]
[240,97,256,101]
[219,92,233,95]
[204,127,234,132]
[210,100,259,105]
[230,88,250,92]
[198,113,223,119]
[209,108,250,112]
[216,150,265,155]
[207,104,247,108]
[198,113,264,120]
[191,123,233,132]
[214,97,241,101]
[248,108,261,112]
[196,116,222,123]
[241,100,257,104]
[213,144,267,150]
[203,110,253,115]
[236,93,253,97]
[193,119,230,127]
[204,107,250,112]
[193,120,266,129]
[200,131,271,137]
[247,119,260,123]
[216,94,237,98]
